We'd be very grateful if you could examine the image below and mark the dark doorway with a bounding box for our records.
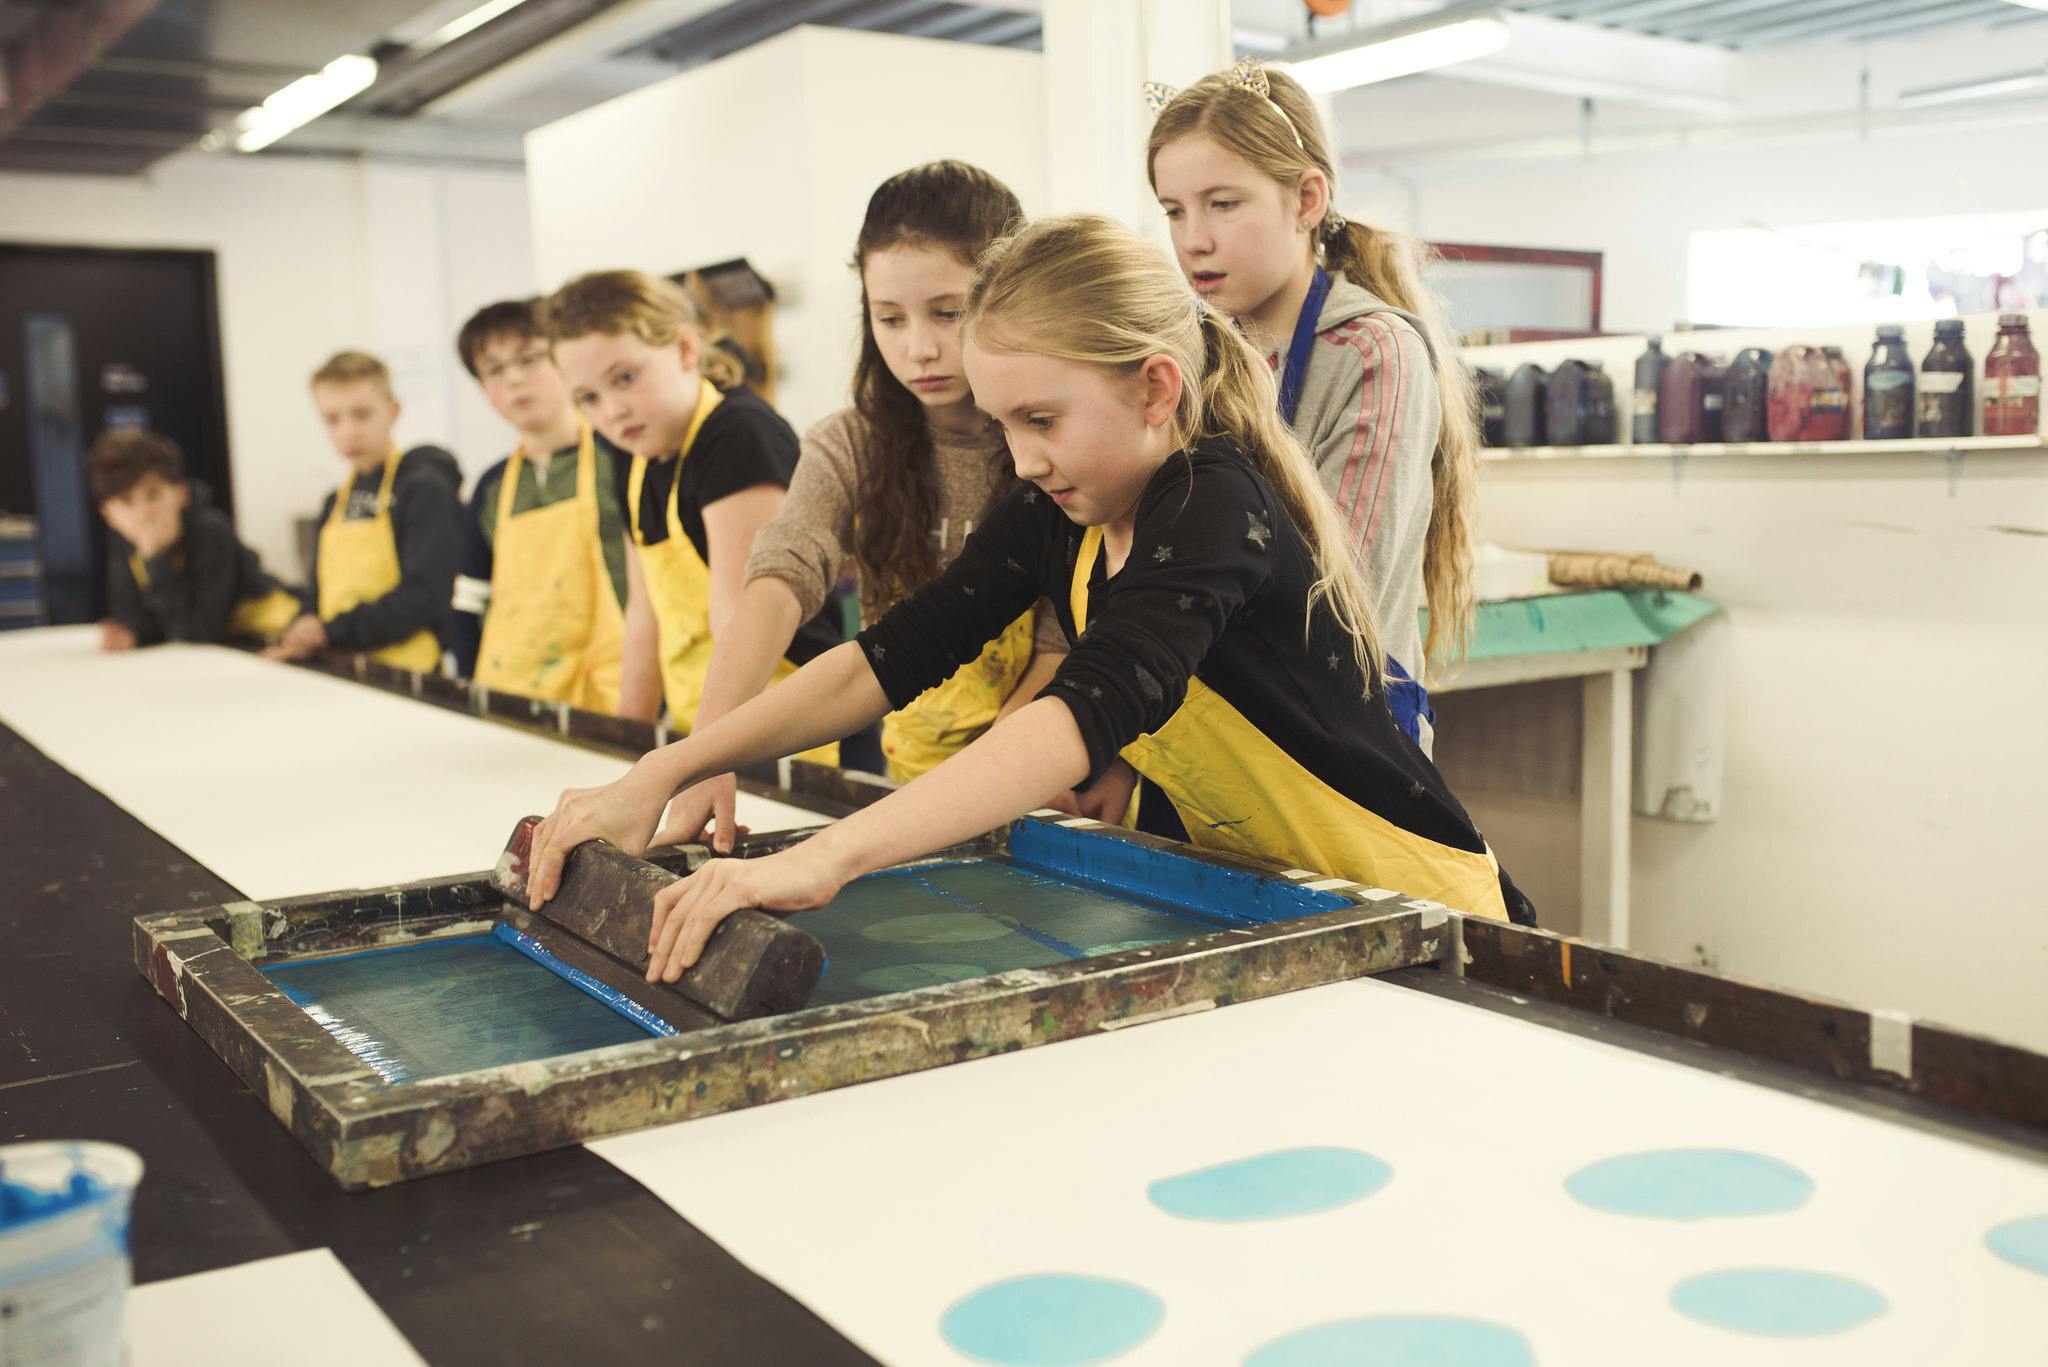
[0,244,232,624]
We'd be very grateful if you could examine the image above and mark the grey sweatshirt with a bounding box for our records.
[1273,272,1438,674]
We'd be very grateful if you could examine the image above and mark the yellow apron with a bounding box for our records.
[316,450,442,672]
[1071,526,1507,920]
[629,381,836,764]
[474,421,625,712]
[126,554,300,640]
[880,610,1035,783]
[226,587,303,639]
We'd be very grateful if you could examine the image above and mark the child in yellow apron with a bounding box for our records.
[474,421,625,711]
[316,451,442,672]
[629,383,836,765]
[121,551,299,641]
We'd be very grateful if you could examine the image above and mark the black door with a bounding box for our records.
[0,245,232,624]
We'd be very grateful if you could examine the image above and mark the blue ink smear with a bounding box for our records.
[941,1274,1163,1366]
[1671,1269,1887,1336]
[1566,1149,1813,1220]
[1148,1147,1391,1223]
[1246,1316,1534,1367]
[1986,1215,2048,1275]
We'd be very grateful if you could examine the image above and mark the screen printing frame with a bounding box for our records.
[132,812,1450,1190]
[153,659,2048,1187]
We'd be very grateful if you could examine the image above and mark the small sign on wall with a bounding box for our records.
[100,363,148,395]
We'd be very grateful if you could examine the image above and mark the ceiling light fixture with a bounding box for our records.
[1897,65,2048,108]
[414,0,538,55]
[231,54,378,153]
[1280,2,1512,94]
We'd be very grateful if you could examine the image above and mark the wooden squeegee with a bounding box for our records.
[491,816,826,1029]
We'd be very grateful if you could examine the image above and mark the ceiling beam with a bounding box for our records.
[1,0,162,144]
[1450,11,1741,112]
[419,0,729,117]
[1729,0,1994,44]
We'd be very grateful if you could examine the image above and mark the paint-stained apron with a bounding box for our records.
[629,381,836,764]
[317,451,442,671]
[475,420,625,713]
[1070,525,1506,920]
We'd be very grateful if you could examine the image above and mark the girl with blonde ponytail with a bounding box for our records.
[522,215,1529,982]
[1148,58,1479,750]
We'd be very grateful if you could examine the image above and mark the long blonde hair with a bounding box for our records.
[964,213,1384,687]
[540,268,745,391]
[1146,65,1477,677]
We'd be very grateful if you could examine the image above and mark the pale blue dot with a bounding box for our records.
[1671,1269,1887,1336]
[941,1274,1163,1366]
[854,962,988,993]
[1246,1316,1534,1367]
[1083,940,1161,956]
[1986,1215,2048,1275]
[1148,1147,1391,1222]
[1565,1149,1813,1220]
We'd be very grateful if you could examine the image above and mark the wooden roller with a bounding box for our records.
[492,816,824,1023]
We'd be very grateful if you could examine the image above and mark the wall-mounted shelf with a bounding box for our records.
[1482,435,2044,462]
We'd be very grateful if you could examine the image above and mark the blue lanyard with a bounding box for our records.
[1277,266,1332,426]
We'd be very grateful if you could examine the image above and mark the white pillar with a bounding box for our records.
[1041,0,1233,243]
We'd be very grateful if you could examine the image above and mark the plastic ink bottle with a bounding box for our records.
[1863,326,1913,439]
[1632,337,1667,444]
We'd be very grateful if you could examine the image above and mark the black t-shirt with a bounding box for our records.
[632,386,842,665]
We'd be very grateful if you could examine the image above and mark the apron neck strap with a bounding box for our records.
[1277,266,1332,427]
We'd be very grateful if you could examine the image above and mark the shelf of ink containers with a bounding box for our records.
[1466,309,2043,461]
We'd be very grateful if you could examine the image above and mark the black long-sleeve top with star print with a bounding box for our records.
[856,436,1493,859]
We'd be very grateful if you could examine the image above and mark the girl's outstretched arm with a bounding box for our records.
[524,640,891,906]
[642,696,1089,982]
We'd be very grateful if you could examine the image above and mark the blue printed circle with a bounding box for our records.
[1986,1215,2048,1275]
[1246,1316,1534,1367]
[1148,1147,1392,1222]
[1671,1269,1887,1336]
[853,963,989,993]
[1565,1149,1813,1220]
[941,1274,1163,1366]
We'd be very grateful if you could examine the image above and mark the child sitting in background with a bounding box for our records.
[90,428,299,650]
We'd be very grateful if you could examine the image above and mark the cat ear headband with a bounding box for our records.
[1142,56,1304,152]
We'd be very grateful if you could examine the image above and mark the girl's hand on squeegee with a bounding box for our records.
[646,845,843,984]
[527,760,673,910]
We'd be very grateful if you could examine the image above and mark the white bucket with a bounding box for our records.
[0,1141,144,1367]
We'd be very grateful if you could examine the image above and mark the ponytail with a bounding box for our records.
[1324,221,1479,675]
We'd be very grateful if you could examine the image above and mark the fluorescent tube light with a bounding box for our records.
[1897,66,2048,108]
[416,0,536,54]
[233,54,378,152]
[1282,5,1512,94]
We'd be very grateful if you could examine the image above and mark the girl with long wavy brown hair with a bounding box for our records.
[650,160,1066,850]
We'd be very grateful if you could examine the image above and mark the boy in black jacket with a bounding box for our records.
[91,428,299,650]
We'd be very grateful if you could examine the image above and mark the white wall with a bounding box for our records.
[1347,121,2048,336]
[0,152,533,578]
[525,25,1047,436]
[1453,316,2048,1052]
